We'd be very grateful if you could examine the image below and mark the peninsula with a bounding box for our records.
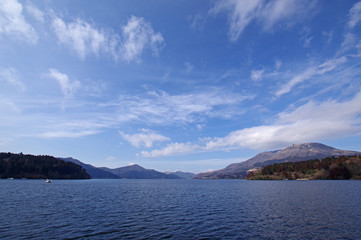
[0,152,90,179]
[247,155,361,180]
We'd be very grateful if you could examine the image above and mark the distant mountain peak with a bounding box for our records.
[194,142,361,179]
[60,157,120,179]
[283,142,335,151]
[123,164,144,170]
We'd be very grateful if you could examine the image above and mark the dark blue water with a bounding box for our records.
[0,179,360,240]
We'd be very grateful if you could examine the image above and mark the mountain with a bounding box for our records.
[164,171,195,179]
[61,157,183,179]
[60,157,119,179]
[0,152,90,179]
[100,164,182,179]
[194,143,361,179]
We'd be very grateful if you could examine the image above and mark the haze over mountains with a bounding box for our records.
[3,142,359,180]
[194,143,361,179]
[59,158,120,179]
[61,157,190,179]
[165,171,195,179]
[61,142,361,180]
[99,164,182,179]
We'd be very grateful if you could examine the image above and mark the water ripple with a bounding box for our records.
[0,179,361,239]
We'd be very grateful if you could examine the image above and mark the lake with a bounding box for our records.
[0,179,360,239]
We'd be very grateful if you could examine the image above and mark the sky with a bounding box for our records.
[1,0,361,173]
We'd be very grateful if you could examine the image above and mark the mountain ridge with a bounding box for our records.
[61,158,185,179]
[59,157,120,179]
[100,164,182,179]
[164,171,195,179]
[194,143,361,179]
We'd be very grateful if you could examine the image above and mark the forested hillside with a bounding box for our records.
[247,155,361,180]
[194,143,361,179]
[0,152,90,179]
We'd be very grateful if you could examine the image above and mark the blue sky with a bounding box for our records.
[1,0,361,173]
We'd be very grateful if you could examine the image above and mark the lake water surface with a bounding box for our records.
[0,179,360,239]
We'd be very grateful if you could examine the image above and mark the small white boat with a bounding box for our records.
[45,179,52,183]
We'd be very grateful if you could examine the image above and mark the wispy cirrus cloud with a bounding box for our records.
[51,14,163,62]
[121,15,164,62]
[37,119,107,139]
[120,129,170,148]
[30,87,253,140]
[141,142,201,158]
[46,68,80,98]
[189,14,206,30]
[251,69,264,81]
[348,1,361,29]
[25,2,44,23]
[0,137,14,146]
[102,88,254,125]
[210,0,317,41]
[339,2,361,57]
[0,98,21,114]
[39,129,99,139]
[184,61,194,73]
[141,90,361,157]
[0,67,26,91]
[0,0,38,44]
[275,57,347,97]
[51,16,119,60]
[207,90,361,150]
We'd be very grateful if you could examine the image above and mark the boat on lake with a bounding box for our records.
[45,179,52,183]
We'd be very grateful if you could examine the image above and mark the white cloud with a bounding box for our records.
[275,60,282,70]
[0,0,38,44]
[184,61,194,72]
[275,57,347,97]
[51,14,163,62]
[0,98,21,114]
[25,3,44,22]
[105,88,253,125]
[51,16,119,60]
[300,26,313,48]
[46,68,80,98]
[341,33,357,50]
[322,31,333,46]
[189,14,206,30]
[0,137,14,146]
[119,129,170,148]
[121,15,164,62]
[338,32,361,57]
[39,130,99,138]
[210,0,316,41]
[37,119,107,139]
[105,156,116,162]
[140,90,361,156]
[218,92,361,149]
[210,0,262,41]
[338,2,361,57]
[141,142,200,158]
[0,67,25,91]
[230,90,361,150]
[251,69,264,81]
[303,36,314,48]
[348,1,361,28]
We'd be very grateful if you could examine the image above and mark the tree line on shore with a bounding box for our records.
[247,155,361,180]
[0,152,90,179]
